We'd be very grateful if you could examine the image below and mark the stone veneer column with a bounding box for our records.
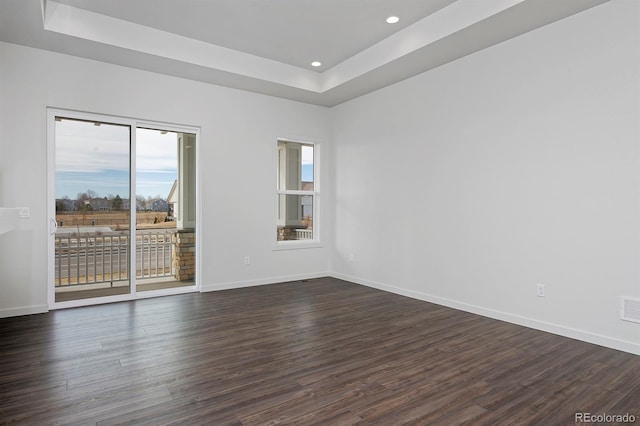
[172,229,195,281]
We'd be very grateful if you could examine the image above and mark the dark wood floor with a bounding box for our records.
[1,277,638,425]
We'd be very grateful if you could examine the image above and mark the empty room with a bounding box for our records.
[0,0,638,424]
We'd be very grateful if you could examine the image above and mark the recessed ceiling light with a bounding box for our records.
[386,16,400,24]
[311,61,322,67]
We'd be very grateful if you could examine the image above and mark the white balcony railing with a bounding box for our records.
[55,229,174,287]
[294,228,313,240]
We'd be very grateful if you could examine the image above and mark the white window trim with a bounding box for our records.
[274,138,322,250]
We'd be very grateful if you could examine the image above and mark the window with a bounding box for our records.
[277,140,318,245]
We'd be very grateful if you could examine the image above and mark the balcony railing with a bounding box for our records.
[55,229,174,287]
[137,231,173,280]
[294,228,313,240]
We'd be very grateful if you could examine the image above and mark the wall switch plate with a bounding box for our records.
[536,284,545,298]
[244,256,250,265]
[19,207,30,218]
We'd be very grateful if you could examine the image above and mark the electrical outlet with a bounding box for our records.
[536,284,545,298]
[19,207,30,218]
[244,256,250,265]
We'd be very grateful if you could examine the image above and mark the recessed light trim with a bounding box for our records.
[311,61,322,67]
[386,16,400,24]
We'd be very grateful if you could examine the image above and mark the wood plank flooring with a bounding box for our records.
[1,277,638,425]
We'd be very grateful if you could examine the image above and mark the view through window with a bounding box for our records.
[53,116,196,303]
[277,140,316,243]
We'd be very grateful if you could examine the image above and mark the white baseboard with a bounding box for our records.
[201,271,330,292]
[331,272,640,356]
[0,304,49,318]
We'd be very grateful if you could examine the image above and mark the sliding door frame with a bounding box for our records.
[46,108,201,310]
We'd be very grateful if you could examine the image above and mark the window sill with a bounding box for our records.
[273,241,323,251]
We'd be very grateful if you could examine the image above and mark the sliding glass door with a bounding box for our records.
[48,110,198,307]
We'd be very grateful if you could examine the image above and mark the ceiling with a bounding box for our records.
[53,0,458,71]
[0,0,609,107]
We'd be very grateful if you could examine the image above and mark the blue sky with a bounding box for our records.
[302,164,313,182]
[55,120,177,199]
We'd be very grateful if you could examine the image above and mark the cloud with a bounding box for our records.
[301,145,313,165]
[55,119,130,173]
[136,128,179,171]
[54,119,180,198]
[55,120,179,173]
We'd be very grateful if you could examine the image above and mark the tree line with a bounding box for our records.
[56,190,166,212]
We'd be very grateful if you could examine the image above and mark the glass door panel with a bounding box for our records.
[54,117,131,302]
[135,128,196,292]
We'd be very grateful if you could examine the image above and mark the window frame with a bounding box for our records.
[274,138,321,250]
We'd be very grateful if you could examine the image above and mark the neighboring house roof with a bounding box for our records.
[167,180,178,204]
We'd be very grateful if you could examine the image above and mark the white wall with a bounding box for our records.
[1,0,638,354]
[331,0,640,354]
[0,41,332,316]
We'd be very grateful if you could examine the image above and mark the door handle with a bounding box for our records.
[49,218,58,235]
